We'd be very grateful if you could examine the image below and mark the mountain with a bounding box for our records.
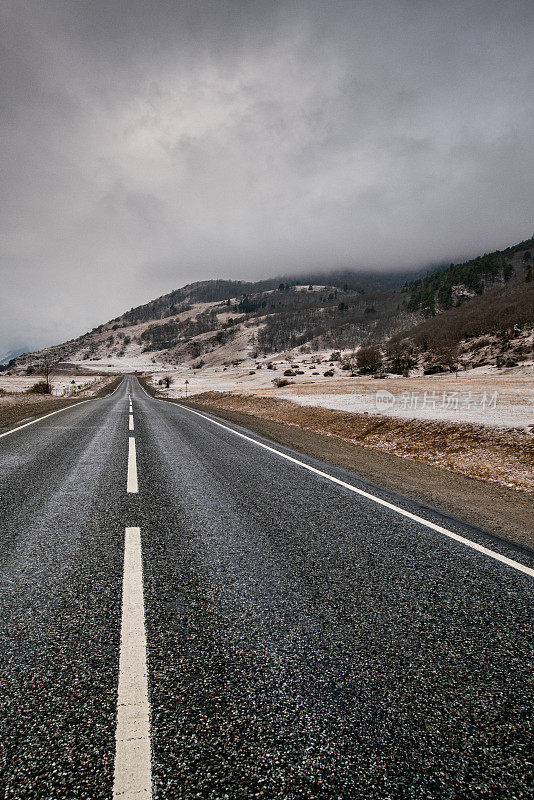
[4,237,533,375]
[0,346,30,366]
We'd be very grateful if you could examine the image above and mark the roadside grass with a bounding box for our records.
[176,391,533,493]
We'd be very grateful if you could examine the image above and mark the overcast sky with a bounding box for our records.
[1,0,533,353]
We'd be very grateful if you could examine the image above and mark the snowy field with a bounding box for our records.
[0,375,104,396]
[283,391,531,428]
[161,366,534,430]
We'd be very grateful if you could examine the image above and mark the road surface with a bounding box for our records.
[0,376,532,799]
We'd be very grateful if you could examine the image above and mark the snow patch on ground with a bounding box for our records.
[286,390,532,428]
[156,365,534,430]
[0,375,103,396]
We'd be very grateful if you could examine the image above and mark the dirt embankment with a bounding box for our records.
[172,391,533,549]
[182,392,533,492]
[0,376,122,431]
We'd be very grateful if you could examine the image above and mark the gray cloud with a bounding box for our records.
[1,0,533,352]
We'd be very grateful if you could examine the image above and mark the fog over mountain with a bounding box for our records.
[1,0,533,352]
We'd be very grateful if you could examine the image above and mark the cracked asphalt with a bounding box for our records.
[0,376,532,799]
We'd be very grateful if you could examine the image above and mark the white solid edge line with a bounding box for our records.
[129,414,134,431]
[113,527,152,799]
[0,398,93,439]
[107,380,123,398]
[127,436,138,493]
[175,403,534,579]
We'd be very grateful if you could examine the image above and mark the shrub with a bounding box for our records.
[324,369,334,377]
[386,342,417,375]
[356,347,383,374]
[283,369,296,376]
[272,377,290,387]
[512,344,529,358]
[28,381,51,394]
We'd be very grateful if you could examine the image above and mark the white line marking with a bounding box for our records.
[127,436,138,493]
[176,404,534,579]
[113,527,152,799]
[0,399,92,439]
[107,380,123,398]
[129,414,134,431]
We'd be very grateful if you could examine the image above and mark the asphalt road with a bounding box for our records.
[0,375,532,799]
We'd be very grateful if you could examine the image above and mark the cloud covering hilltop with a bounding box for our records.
[1,0,533,352]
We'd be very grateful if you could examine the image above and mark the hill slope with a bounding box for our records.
[4,237,533,376]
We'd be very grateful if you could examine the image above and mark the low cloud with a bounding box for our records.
[1,0,533,352]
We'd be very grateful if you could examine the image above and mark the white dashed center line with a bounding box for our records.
[129,414,134,431]
[127,436,138,493]
[113,527,152,799]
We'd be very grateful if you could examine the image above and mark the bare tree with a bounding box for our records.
[42,359,58,394]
